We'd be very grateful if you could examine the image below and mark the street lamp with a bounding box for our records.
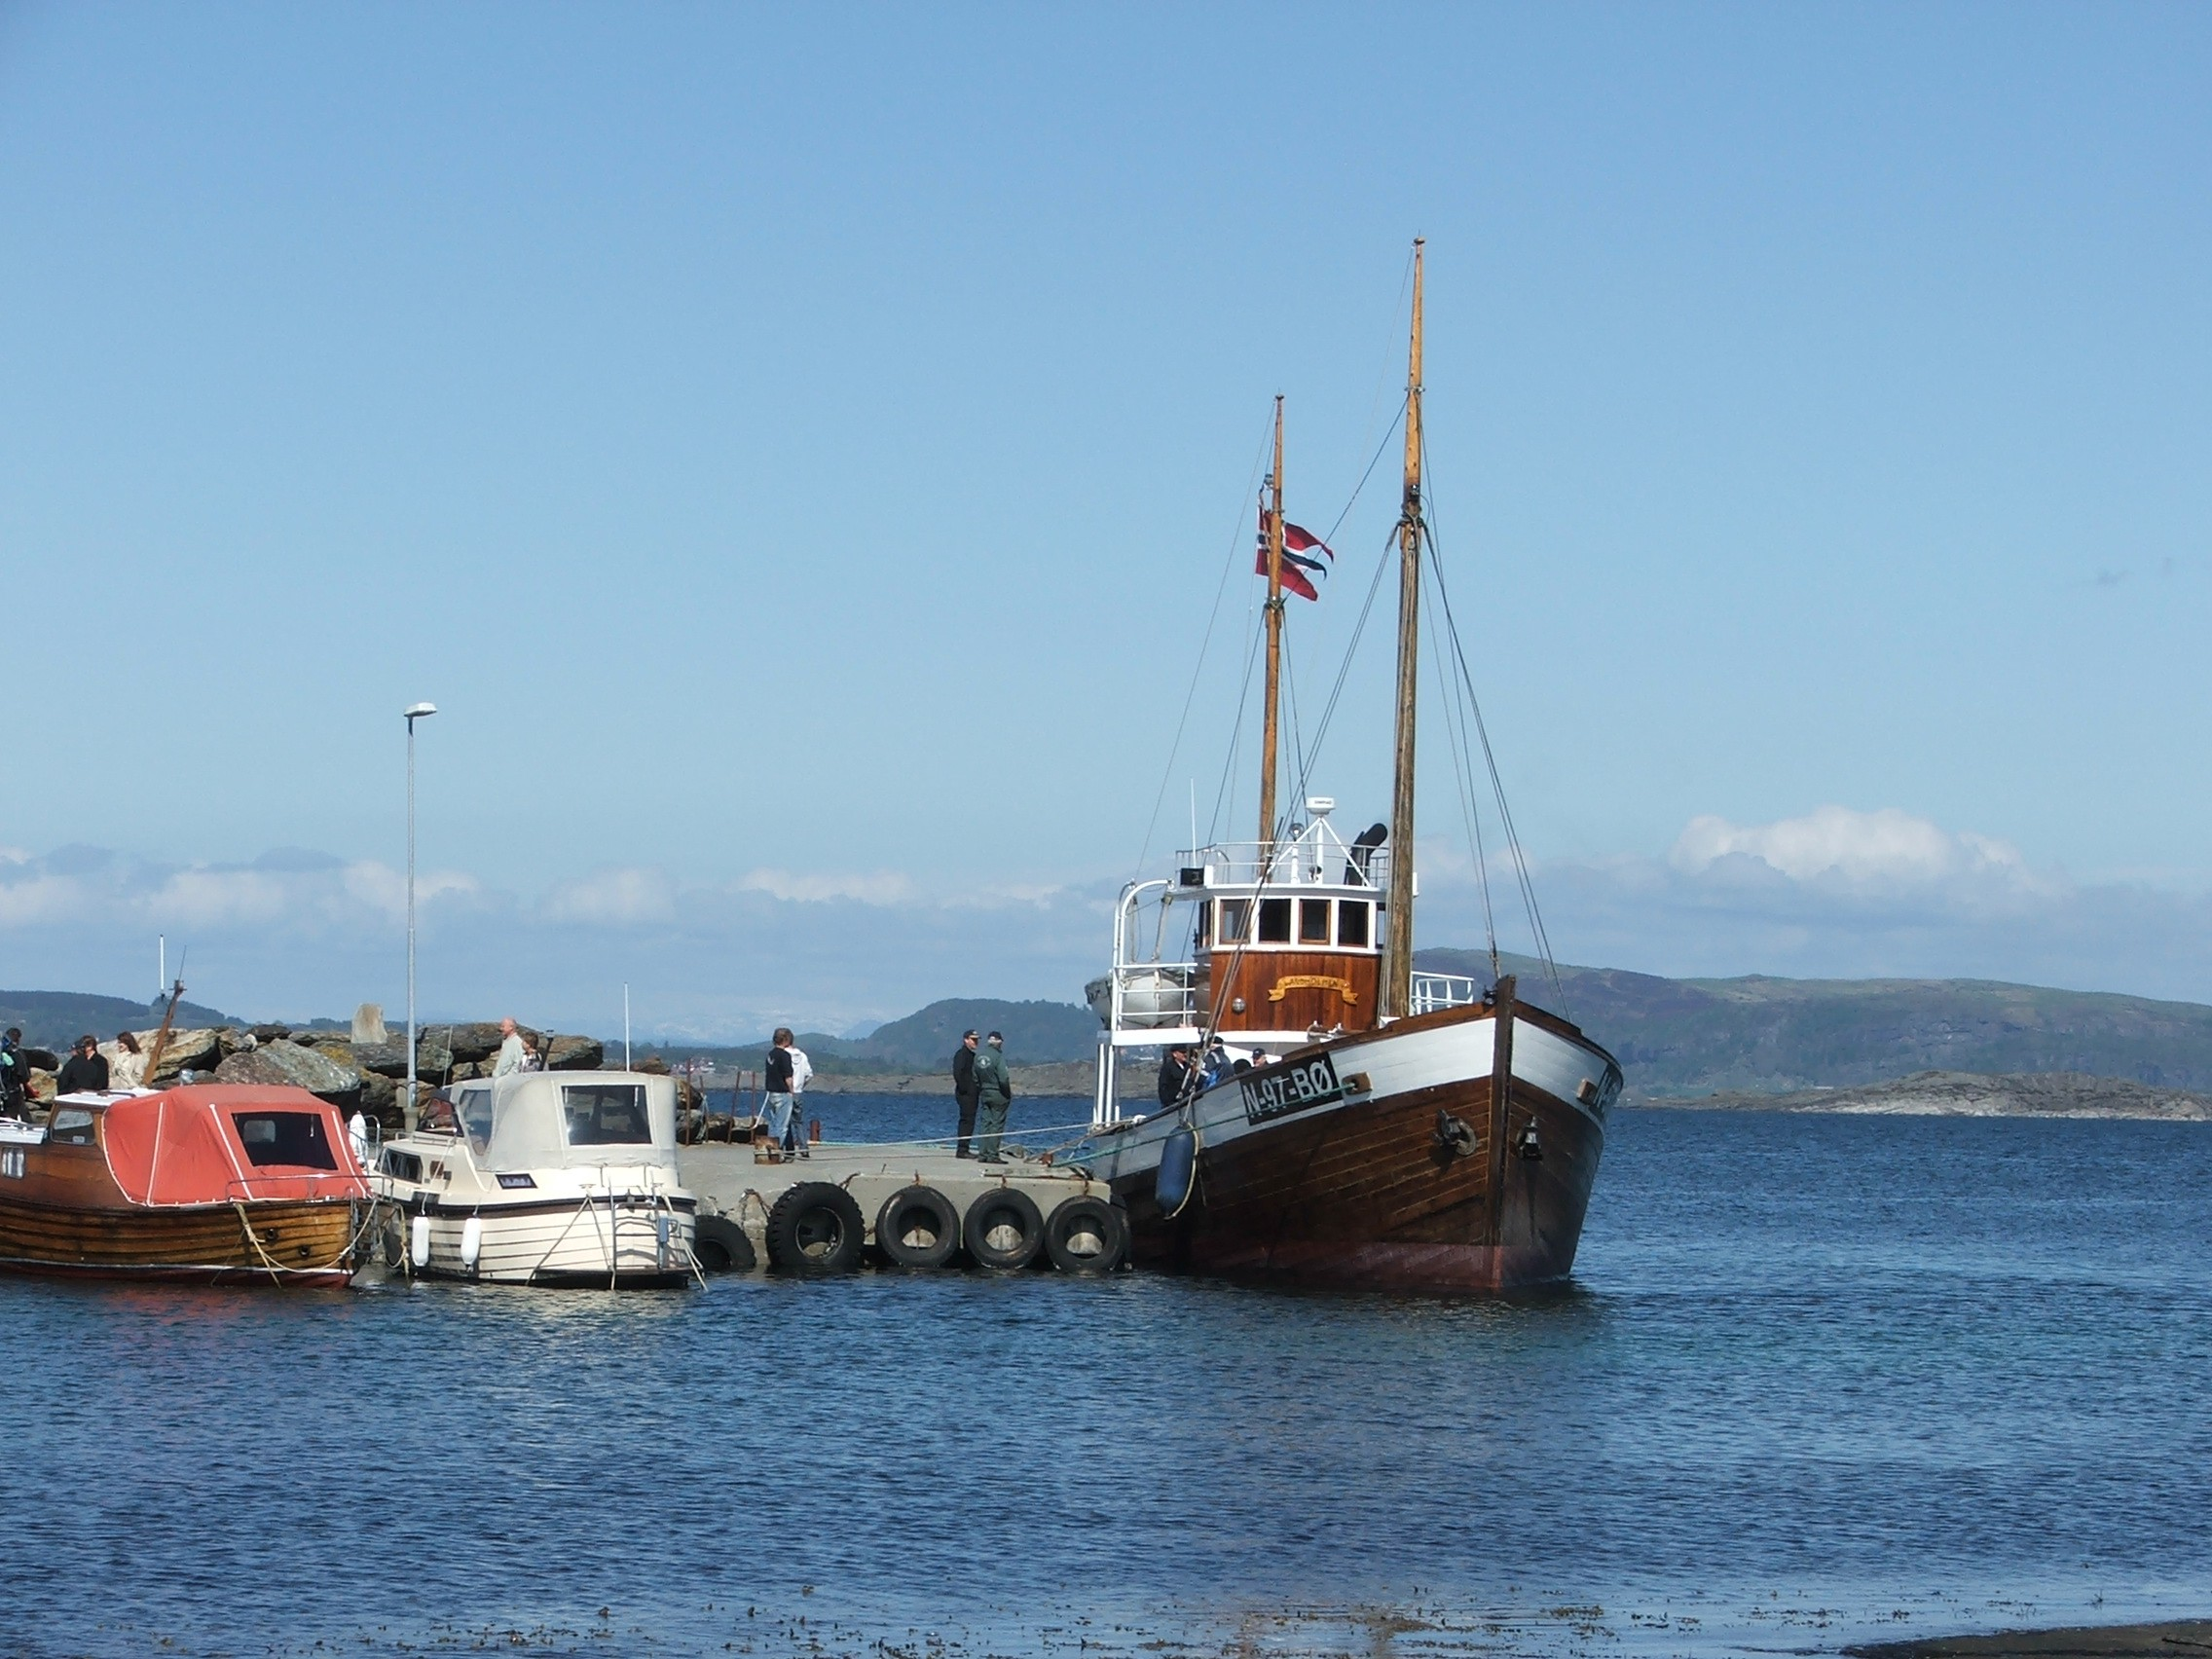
[404,701,437,1128]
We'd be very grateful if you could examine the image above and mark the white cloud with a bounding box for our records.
[736,867,916,904]
[1670,805,2042,891]
[543,866,679,925]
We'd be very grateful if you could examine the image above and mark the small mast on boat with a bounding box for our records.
[1257,394,1287,856]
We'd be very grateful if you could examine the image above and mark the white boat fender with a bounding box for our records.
[1158,1127,1198,1217]
[409,1213,432,1269]
[654,1211,671,1269]
[460,1215,483,1271]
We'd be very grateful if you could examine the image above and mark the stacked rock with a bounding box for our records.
[40,1022,613,1127]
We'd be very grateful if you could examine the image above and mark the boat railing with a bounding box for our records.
[1172,838,1392,892]
[1410,972,1484,1014]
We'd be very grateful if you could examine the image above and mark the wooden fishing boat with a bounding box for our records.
[0,1083,369,1284]
[1082,241,1623,1292]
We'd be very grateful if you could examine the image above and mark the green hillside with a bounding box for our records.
[1415,949,2212,1096]
[631,997,1101,1077]
[0,989,239,1050]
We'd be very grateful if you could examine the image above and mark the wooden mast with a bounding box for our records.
[1256,395,1287,851]
[1382,240,1423,1018]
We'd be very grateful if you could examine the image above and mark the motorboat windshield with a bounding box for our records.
[457,1071,680,1175]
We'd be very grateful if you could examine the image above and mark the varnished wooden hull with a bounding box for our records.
[1092,998,1618,1294]
[0,1193,360,1285]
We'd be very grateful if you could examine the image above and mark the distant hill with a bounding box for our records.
[0,989,238,1051]
[1416,949,2212,1097]
[631,997,1103,1077]
[853,999,1099,1067]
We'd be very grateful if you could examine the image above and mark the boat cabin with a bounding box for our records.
[386,1071,681,1185]
[2,1085,368,1205]
[1093,800,1392,1051]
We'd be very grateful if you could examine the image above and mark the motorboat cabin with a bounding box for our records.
[372,1069,698,1287]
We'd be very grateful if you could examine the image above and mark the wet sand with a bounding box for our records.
[1849,1620,2212,1658]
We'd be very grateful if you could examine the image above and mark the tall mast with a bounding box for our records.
[1382,240,1423,1018]
[1256,394,1287,852]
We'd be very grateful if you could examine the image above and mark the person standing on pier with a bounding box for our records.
[973,1030,1013,1163]
[55,1036,109,1095]
[951,1029,980,1157]
[0,1028,26,1115]
[110,1032,146,1091]
[762,1028,799,1159]
[787,1037,812,1159]
[493,1017,529,1078]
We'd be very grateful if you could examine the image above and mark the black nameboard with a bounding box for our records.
[1239,1052,1345,1125]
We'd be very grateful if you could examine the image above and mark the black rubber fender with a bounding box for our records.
[874,1185,960,1270]
[692,1212,757,1273]
[1043,1195,1129,1274]
[963,1186,1045,1271]
[765,1182,866,1273]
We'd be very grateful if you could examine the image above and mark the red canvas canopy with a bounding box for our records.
[99,1085,370,1206]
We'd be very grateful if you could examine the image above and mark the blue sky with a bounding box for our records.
[2,4,2207,1037]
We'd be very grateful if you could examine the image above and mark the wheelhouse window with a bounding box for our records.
[563,1084,651,1146]
[1339,901,1371,947]
[1299,899,1332,943]
[49,1108,96,1146]
[1217,899,1250,944]
[232,1112,338,1169]
[1192,900,1213,955]
[1258,898,1292,943]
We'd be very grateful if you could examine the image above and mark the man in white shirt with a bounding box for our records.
[492,1017,529,1078]
[787,1040,813,1158]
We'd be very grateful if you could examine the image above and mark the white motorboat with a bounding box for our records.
[371,1070,699,1287]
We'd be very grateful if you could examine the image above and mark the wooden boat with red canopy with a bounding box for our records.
[0,1083,369,1284]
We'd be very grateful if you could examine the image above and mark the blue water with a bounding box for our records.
[12,1100,2212,1658]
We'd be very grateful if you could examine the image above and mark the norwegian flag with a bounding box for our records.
[1255,510,1335,601]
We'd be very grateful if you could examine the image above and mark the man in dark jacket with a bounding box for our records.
[0,1028,26,1114]
[950,1029,980,1157]
[55,1036,110,1096]
[972,1031,1014,1163]
[1157,1044,1193,1112]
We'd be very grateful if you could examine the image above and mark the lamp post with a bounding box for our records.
[404,701,437,1128]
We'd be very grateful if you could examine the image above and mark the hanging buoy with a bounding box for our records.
[654,1211,672,1270]
[1158,1127,1198,1216]
[460,1215,483,1271]
[409,1213,432,1269]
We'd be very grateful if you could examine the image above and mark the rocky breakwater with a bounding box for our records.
[55,1021,608,1126]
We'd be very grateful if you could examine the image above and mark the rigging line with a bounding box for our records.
[1419,453,1567,1012]
[1208,619,1265,844]
[1320,395,1409,549]
[1424,514,1567,1014]
[1424,562,1500,978]
[1297,525,1395,794]
[1131,412,1276,881]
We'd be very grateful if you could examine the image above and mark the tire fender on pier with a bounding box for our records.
[765,1182,866,1273]
[875,1185,960,1271]
[693,1212,757,1273]
[1044,1195,1128,1274]
[964,1187,1045,1271]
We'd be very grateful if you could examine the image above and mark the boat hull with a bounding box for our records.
[1091,998,1617,1294]
[0,1193,361,1285]
[383,1195,697,1288]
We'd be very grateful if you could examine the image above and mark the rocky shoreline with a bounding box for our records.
[19,1020,606,1126]
[1641,1069,2212,1120]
